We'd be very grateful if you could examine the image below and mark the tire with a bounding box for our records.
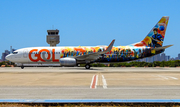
[85,64,90,69]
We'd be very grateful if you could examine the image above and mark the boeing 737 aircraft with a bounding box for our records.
[6,16,172,69]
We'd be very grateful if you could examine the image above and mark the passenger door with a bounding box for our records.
[23,49,28,58]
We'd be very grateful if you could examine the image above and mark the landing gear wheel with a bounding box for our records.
[85,64,90,69]
[21,66,24,69]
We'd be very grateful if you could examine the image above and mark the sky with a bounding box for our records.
[0,0,180,58]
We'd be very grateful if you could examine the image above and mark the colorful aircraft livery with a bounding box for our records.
[6,16,172,69]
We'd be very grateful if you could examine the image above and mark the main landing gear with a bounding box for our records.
[85,64,90,69]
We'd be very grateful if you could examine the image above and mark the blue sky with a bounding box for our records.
[1,0,180,58]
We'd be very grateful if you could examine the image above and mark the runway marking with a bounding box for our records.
[102,75,107,89]
[90,75,98,89]
[156,75,178,80]
[157,75,169,80]
[166,76,178,80]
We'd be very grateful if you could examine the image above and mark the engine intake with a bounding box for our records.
[59,57,76,66]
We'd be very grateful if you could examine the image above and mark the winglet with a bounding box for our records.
[105,39,115,52]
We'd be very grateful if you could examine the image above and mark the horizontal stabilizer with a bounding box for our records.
[152,45,173,51]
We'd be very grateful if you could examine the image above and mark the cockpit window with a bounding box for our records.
[13,52,18,54]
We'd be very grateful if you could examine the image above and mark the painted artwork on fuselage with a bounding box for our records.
[60,46,163,63]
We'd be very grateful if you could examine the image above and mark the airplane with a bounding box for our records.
[6,16,172,69]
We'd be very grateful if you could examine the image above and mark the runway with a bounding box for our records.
[0,67,180,101]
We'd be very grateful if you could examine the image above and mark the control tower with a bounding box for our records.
[46,29,60,46]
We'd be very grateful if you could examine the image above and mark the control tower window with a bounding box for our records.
[48,32,50,35]
[56,32,58,34]
[51,32,55,35]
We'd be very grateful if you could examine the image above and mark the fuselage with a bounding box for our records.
[6,45,163,65]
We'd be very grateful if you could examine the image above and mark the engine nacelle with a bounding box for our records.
[59,57,77,66]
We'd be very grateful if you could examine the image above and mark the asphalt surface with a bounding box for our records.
[0,67,180,99]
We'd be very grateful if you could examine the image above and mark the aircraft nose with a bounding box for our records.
[5,54,11,61]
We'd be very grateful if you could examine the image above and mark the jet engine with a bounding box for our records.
[59,57,77,66]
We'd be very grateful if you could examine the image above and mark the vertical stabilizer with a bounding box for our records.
[133,16,169,47]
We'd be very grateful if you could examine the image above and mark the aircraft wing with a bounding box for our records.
[74,39,115,61]
[152,45,173,51]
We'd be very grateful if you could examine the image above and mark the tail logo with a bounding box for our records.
[143,16,169,48]
[134,16,169,48]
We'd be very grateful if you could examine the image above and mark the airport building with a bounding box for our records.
[178,54,180,60]
[136,53,172,62]
[175,57,179,60]
[1,50,10,61]
[167,56,170,61]
[160,53,166,61]
[154,54,160,61]
[1,48,16,61]
[46,29,60,47]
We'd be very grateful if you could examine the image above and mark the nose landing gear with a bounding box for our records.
[21,66,24,69]
[21,64,24,69]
